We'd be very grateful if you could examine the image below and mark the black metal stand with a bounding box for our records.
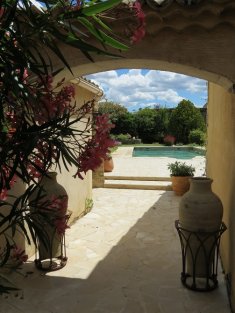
[34,232,68,272]
[175,220,226,292]
[35,213,71,272]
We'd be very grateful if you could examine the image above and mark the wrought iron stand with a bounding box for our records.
[35,213,71,271]
[175,220,227,291]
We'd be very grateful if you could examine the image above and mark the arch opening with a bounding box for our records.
[56,59,232,93]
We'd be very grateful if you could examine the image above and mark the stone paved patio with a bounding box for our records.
[0,187,231,313]
[0,147,231,312]
[107,147,206,178]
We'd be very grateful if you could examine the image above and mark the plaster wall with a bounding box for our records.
[56,84,98,223]
[207,82,235,310]
[18,83,98,258]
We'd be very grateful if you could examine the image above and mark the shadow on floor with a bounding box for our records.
[1,191,230,313]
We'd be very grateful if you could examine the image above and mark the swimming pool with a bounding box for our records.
[132,147,205,159]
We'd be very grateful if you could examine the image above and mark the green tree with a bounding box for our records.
[188,129,206,146]
[134,108,158,143]
[117,112,137,136]
[98,101,128,119]
[168,100,206,144]
[154,108,170,142]
[98,101,137,135]
[134,107,170,143]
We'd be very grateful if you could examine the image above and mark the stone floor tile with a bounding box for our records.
[0,188,230,313]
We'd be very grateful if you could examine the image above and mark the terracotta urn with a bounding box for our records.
[179,177,223,277]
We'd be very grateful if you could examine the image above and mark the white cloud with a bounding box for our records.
[146,71,206,93]
[86,69,207,110]
[155,90,183,104]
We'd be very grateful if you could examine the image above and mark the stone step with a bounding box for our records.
[104,179,172,191]
[104,175,171,182]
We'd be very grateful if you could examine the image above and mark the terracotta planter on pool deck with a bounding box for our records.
[104,157,114,172]
[171,176,192,196]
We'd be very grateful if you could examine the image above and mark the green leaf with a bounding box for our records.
[17,220,32,245]
[43,37,73,75]
[49,27,123,58]
[2,1,17,30]
[24,216,37,246]
[92,15,112,32]
[82,0,122,16]
[77,17,129,50]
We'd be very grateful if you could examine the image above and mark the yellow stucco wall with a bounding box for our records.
[55,83,98,223]
[207,82,235,308]
[10,82,100,258]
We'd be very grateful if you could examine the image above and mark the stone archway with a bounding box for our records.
[54,0,235,309]
[55,1,235,92]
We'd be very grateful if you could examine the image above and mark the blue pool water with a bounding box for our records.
[132,147,205,159]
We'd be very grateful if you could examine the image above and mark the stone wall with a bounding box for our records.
[92,162,105,188]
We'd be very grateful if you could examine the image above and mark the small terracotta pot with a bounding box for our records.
[171,176,191,196]
[104,158,114,172]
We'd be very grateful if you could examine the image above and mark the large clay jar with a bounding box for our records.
[30,172,68,261]
[179,177,223,277]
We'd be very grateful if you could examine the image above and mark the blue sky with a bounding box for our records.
[86,69,208,112]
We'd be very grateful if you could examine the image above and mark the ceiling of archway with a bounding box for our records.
[142,0,226,10]
[54,0,235,92]
[144,0,203,10]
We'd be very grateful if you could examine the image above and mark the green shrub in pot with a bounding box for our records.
[168,162,195,196]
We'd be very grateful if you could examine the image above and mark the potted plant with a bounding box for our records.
[168,161,195,196]
[103,143,120,172]
[104,153,114,172]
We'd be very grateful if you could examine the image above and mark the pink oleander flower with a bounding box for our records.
[130,1,146,43]
[48,195,69,234]
[164,135,176,145]
[131,25,146,43]
[74,114,116,179]
[48,195,68,215]
[5,111,19,130]
[0,7,4,19]
[23,68,28,80]
[132,1,145,24]
[0,188,8,201]
[54,216,70,235]
[37,194,69,235]
[28,76,76,124]
[0,169,17,200]
[11,246,28,264]
[27,140,59,179]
